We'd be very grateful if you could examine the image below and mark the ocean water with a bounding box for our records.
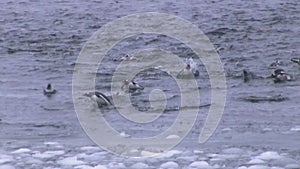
[0,0,300,168]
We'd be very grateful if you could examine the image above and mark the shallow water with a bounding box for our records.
[1,0,300,168]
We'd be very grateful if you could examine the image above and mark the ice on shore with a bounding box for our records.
[33,150,65,159]
[58,156,86,166]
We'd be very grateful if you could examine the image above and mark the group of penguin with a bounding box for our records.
[43,78,144,108]
[80,56,199,108]
[43,55,300,108]
[243,57,300,83]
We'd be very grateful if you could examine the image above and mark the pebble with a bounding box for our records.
[0,165,15,169]
[237,167,248,169]
[189,161,212,169]
[0,141,299,169]
[0,155,13,164]
[107,162,126,169]
[141,151,157,157]
[77,152,106,162]
[160,161,179,169]
[131,162,149,169]
[93,165,107,169]
[24,158,43,165]
[247,165,270,169]
[256,151,282,161]
[247,158,266,165]
[176,155,198,162]
[285,164,300,169]
[74,165,94,169]
[222,147,244,154]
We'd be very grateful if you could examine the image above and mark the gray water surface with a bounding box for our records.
[1,0,300,168]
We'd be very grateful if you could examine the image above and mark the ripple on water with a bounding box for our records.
[1,0,300,168]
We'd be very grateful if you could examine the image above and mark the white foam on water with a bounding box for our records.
[120,131,131,138]
[165,134,180,139]
[32,150,65,159]
[43,142,60,146]
[11,148,31,154]
[262,128,273,132]
[221,127,232,132]
[160,161,179,169]
[290,126,300,132]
